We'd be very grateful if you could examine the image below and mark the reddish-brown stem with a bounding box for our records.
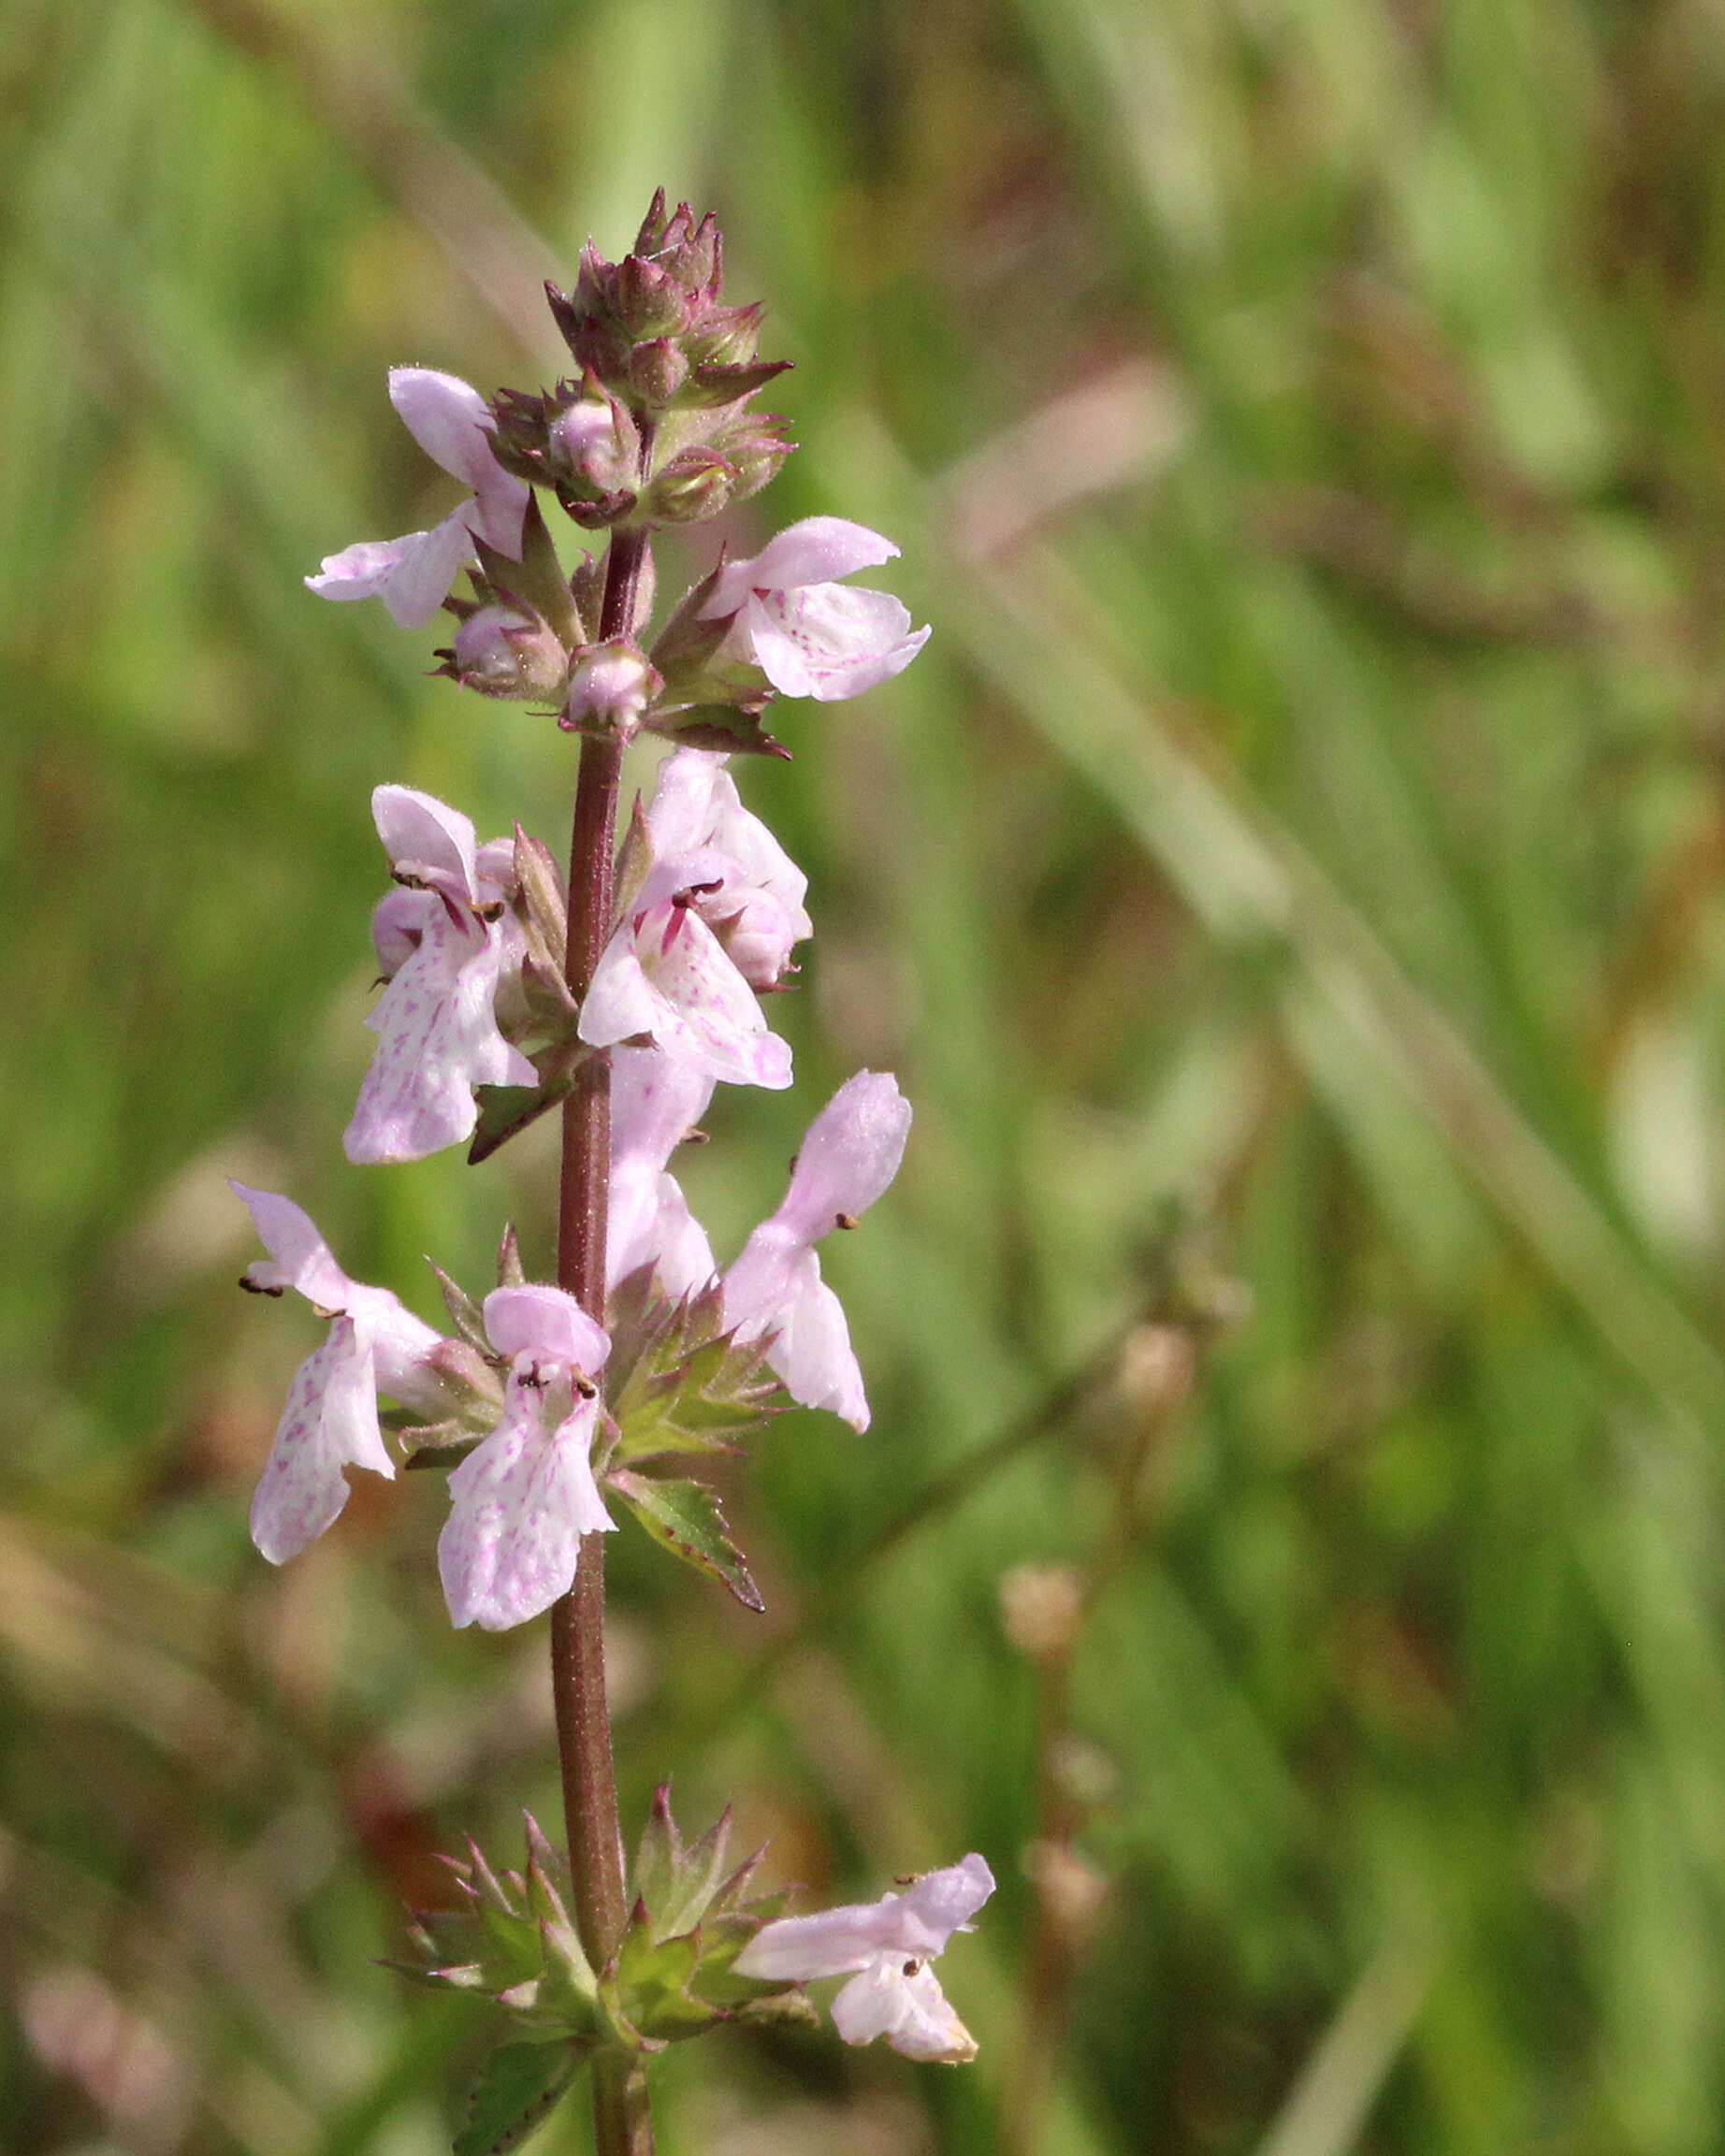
[551,522,653,2156]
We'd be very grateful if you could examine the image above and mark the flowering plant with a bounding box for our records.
[241,195,985,2153]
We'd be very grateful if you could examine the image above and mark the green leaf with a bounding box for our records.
[645,702,788,759]
[609,1470,765,1612]
[469,1043,593,1165]
[454,2041,581,2156]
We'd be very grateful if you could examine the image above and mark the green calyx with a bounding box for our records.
[609,1787,818,2048]
[405,1801,816,2154]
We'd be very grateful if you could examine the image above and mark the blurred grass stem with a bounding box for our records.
[553,526,653,2156]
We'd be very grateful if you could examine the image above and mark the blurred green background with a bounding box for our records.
[9,0,1725,2149]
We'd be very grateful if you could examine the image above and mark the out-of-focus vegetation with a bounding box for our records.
[9,0,1725,2149]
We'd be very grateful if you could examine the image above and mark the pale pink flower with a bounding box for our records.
[643,749,811,990]
[699,516,929,702]
[564,641,660,736]
[578,850,793,1090]
[345,787,537,1165]
[439,1286,614,1631]
[607,1047,718,1295]
[735,1854,994,2062]
[232,1182,446,1563]
[306,369,529,630]
[721,1071,910,1429]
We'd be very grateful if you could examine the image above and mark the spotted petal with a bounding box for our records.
[439,1381,612,1629]
[345,909,535,1164]
[249,1320,394,1563]
[831,1961,978,2062]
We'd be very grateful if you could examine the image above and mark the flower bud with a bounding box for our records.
[547,394,639,498]
[683,301,765,369]
[444,604,570,702]
[615,253,691,340]
[717,418,795,504]
[644,449,735,525]
[629,338,690,405]
[560,639,662,739]
[634,195,721,303]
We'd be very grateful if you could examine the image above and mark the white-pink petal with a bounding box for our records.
[762,1255,866,1428]
[611,1046,717,1175]
[388,367,528,552]
[734,1855,993,2064]
[831,1961,977,2062]
[777,1072,911,1243]
[439,1382,612,1630]
[307,371,526,629]
[645,753,809,919]
[701,516,901,615]
[234,1185,451,1563]
[579,896,793,1090]
[484,1284,610,1373]
[720,1073,909,1427]
[372,783,480,897]
[371,887,429,977]
[621,1179,718,1300]
[231,1181,353,1311]
[249,1324,378,1563]
[608,1049,719,1293]
[891,1854,997,1947]
[306,507,480,632]
[740,586,929,702]
[344,911,535,1164]
[388,369,492,481]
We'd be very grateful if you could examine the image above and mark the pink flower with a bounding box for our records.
[735,1854,994,2062]
[643,749,811,991]
[577,849,793,1090]
[699,517,930,702]
[345,787,537,1165]
[564,640,661,736]
[721,1071,911,1429]
[306,370,529,630]
[438,1286,615,1630]
[232,1183,446,1563]
[607,1047,718,1295]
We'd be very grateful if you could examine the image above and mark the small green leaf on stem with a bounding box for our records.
[455,2041,581,2156]
[609,1470,765,1611]
[470,1044,595,1164]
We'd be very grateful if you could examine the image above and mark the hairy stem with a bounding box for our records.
[552,523,652,2156]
